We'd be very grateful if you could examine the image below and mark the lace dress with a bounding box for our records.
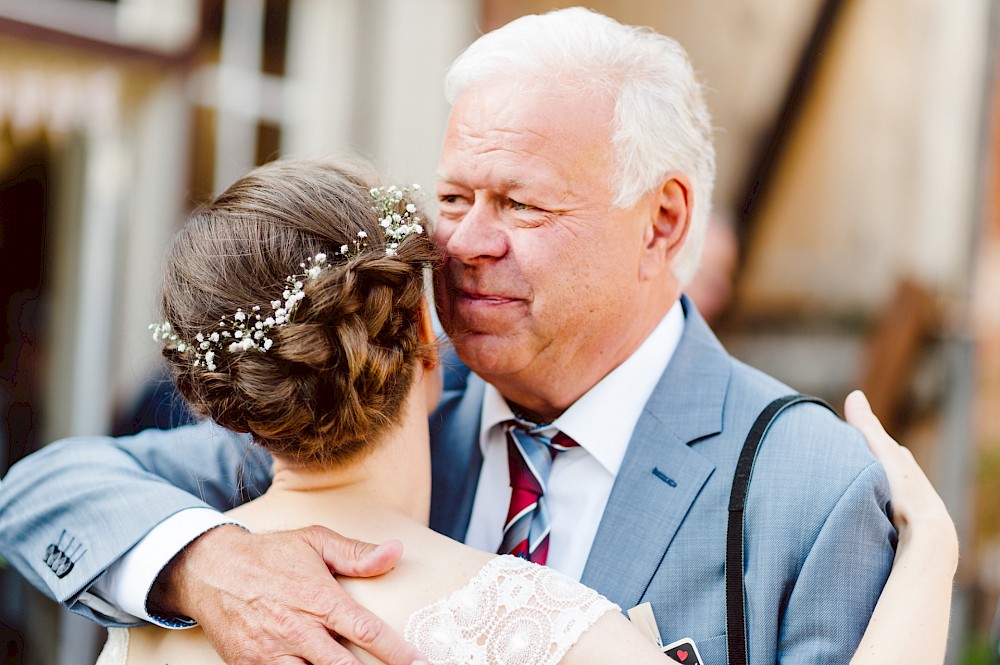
[96,555,619,665]
[404,556,618,665]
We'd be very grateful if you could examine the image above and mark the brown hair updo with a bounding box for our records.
[158,158,438,466]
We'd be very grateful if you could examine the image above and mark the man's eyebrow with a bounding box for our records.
[435,171,468,184]
[432,175,528,191]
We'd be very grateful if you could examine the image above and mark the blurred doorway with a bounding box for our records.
[0,138,60,665]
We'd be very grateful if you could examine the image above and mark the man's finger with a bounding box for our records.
[287,573,424,665]
[300,526,404,577]
[283,623,368,665]
[262,604,372,665]
[313,587,424,665]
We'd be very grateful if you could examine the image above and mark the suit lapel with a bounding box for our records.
[581,298,731,608]
[428,356,486,540]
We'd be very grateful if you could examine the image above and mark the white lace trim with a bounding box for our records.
[404,555,618,665]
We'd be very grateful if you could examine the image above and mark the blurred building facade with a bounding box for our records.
[1,0,998,663]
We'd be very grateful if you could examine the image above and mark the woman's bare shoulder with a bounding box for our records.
[339,524,495,625]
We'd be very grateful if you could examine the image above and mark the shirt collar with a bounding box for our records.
[479,300,686,476]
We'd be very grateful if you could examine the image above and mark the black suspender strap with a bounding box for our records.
[725,394,836,665]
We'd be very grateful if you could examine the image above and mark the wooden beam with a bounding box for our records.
[0,7,204,68]
[735,0,847,247]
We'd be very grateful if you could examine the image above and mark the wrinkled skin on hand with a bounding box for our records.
[151,525,426,665]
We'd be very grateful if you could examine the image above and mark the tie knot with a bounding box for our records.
[550,431,580,452]
[504,420,579,454]
[503,421,579,494]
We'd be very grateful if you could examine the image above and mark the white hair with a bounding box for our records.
[445,7,716,285]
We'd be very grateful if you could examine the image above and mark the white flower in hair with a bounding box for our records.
[340,184,425,258]
[150,252,330,369]
[154,183,426,368]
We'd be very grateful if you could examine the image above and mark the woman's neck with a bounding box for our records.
[265,380,434,526]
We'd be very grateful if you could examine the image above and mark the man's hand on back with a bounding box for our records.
[150,525,426,665]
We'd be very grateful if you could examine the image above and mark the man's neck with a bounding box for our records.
[491,296,682,422]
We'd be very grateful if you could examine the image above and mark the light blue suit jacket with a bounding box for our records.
[0,297,894,663]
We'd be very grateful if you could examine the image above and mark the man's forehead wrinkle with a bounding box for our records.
[477,125,547,150]
[453,120,520,152]
[519,127,554,144]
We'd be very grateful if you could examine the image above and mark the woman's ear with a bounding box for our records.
[417,298,442,415]
[417,298,439,369]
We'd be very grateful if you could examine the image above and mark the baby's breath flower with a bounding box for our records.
[374,187,421,243]
[152,182,426,369]
[150,252,330,369]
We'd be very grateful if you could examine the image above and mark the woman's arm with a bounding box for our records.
[846,390,959,665]
[564,610,680,664]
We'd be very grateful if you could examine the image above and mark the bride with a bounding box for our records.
[97,158,957,664]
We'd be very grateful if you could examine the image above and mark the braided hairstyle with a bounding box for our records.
[158,158,438,466]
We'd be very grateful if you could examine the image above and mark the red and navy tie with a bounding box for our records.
[498,420,579,565]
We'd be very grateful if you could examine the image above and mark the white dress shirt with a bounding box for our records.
[90,302,685,625]
[89,508,238,625]
[464,301,685,581]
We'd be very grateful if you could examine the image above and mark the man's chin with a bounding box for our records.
[450,332,528,379]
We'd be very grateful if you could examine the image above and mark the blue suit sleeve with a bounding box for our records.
[0,420,271,619]
[735,400,896,664]
[775,460,896,663]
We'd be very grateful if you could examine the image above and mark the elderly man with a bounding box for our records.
[0,8,893,665]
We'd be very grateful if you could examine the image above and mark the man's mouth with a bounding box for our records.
[455,288,519,304]
[455,288,520,305]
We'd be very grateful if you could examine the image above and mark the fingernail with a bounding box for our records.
[378,538,403,552]
[846,390,868,410]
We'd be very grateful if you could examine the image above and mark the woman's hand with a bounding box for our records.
[845,390,958,665]
[844,390,958,568]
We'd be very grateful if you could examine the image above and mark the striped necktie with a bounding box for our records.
[498,420,579,565]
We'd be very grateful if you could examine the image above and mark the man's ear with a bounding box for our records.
[639,173,692,281]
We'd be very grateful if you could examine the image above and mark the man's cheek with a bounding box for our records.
[431,219,453,245]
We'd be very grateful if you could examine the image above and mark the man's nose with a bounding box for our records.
[443,198,507,264]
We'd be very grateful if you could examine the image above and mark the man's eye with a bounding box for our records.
[511,200,534,211]
[438,194,472,209]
